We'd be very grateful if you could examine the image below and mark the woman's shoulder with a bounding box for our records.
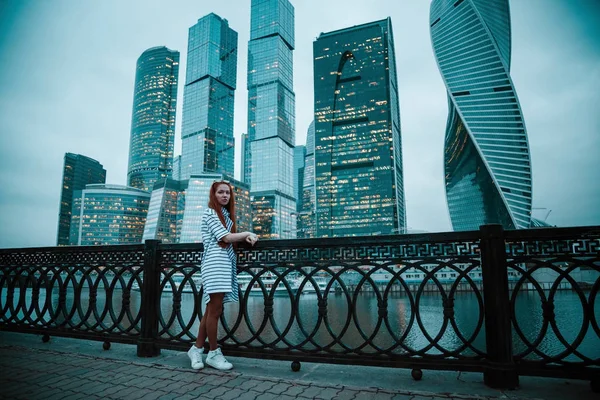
[203,207,217,216]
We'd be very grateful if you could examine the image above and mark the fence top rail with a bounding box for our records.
[503,225,600,240]
[2,226,598,256]
[157,231,483,255]
[0,243,145,255]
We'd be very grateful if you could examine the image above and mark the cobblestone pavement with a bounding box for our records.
[0,345,543,400]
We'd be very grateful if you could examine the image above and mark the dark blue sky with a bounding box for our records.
[0,0,598,248]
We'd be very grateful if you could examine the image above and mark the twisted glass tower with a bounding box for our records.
[430,0,532,230]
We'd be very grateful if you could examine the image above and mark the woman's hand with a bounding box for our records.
[245,233,258,246]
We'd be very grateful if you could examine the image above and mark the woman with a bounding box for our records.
[187,180,258,371]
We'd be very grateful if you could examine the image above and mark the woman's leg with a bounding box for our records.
[205,293,224,351]
[195,311,208,349]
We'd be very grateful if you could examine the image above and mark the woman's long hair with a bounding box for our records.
[208,181,236,248]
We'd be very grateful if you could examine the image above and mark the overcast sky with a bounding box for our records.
[0,0,598,248]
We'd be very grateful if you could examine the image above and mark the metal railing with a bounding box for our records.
[1,224,598,391]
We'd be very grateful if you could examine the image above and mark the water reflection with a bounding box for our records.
[2,284,598,362]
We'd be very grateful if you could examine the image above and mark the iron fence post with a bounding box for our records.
[137,240,161,357]
[480,224,518,389]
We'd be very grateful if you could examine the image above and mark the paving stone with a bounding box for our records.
[281,384,310,396]
[332,388,361,400]
[354,392,395,400]
[316,387,342,399]
[267,382,292,394]
[156,393,182,400]
[145,379,176,391]
[123,388,161,400]
[391,394,415,400]
[251,381,277,393]
[232,390,262,400]
[186,384,219,397]
[98,384,129,397]
[255,393,280,400]
[62,392,91,400]
[217,388,247,400]
[299,386,326,398]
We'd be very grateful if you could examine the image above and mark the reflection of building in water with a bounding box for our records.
[319,262,522,292]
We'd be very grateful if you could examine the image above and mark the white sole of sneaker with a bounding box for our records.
[206,362,233,371]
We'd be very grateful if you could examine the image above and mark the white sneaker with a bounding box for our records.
[205,348,233,370]
[187,345,204,370]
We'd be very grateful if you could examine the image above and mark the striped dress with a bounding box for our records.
[200,207,238,305]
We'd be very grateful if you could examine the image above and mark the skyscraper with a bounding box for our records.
[70,184,150,246]
[241,133,249,183]
[247,0,296,239]
[172,155,182,181]
[430,0,532,230]
[127,47,179,191]
[313,18,406,238]
[179,174,251,243]
[142,178,187,244]
[293,145,306,212]
[181,14,237,179]
[298,121,316,238]
[56,153,106,246]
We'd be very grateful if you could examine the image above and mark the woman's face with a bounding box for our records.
[215,184,231,206]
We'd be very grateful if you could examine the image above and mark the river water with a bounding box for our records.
[2,285,598,362]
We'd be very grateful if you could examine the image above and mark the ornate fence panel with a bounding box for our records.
[0,244,146,345]
[504,226,600,381]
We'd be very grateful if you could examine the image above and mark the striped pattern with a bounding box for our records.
[200,207,238,305]
[430,0,532,230]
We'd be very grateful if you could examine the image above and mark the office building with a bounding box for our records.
[142,178,187,244]
[179,174,251,243]
[247,0,296,239]
[56,153,106,246]
[69,184,150,246]
[298,121,316,238]
[313,18,406,237]
[127,46,179,191]
[181,14,237,179]
[294,145,306,212]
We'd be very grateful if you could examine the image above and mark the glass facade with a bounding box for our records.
[142,178,187,244]
[313,18,406,238]
[127,47,179,192]
[179,174,251,243]
[430,0,532,230]
[69,184,150,246]
[57,153,106,246]
[181,14,237,179]
[241,133,249,183]
[298,121,316,238]
[248,0,296,239]
[293,145,306,212]
[172,155,181,181]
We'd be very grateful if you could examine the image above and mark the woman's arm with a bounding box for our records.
[222,231,258,244]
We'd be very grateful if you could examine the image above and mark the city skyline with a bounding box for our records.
[0,0,599,247]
